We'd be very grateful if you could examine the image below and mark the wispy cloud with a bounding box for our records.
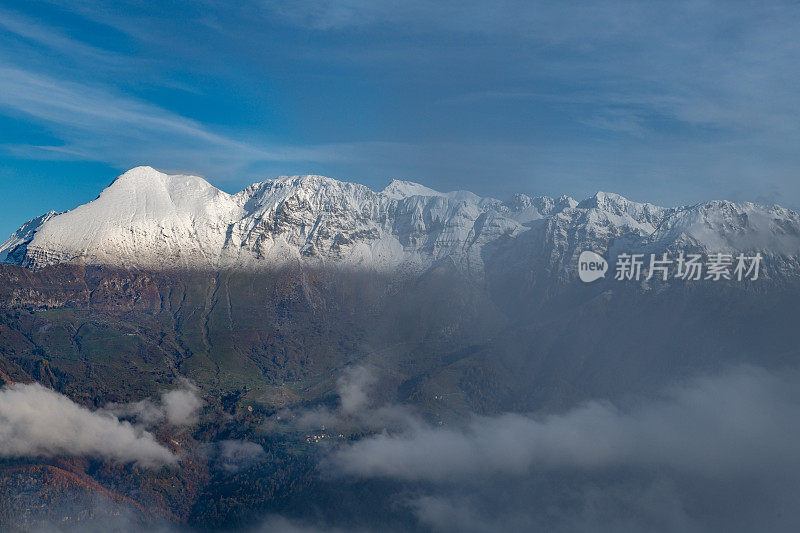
[264,365,420,435]
[213,440,266,472]
[104,378,204,427]
[0,62,343,177]
[0,7,123,67]
[265,0,644,39]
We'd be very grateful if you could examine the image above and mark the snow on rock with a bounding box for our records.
[0,211,61,264]
[380,179,443,199]
[646,201,800,255]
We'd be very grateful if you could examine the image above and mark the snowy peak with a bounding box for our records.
[576,191,630,210]
[506,194,578,219]
[100,166,239,220]
[380,179,482,204]
[569,192,671,240]
[381,179,443,199]
[13,166,244,269]
[577,191,666,219]
[556,194,579,211]
[237,175,384,216]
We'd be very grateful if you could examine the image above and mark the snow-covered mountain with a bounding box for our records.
[0,210,62,264]
[2,166,800,280]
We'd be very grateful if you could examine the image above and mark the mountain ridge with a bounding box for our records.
[2,166,799,279]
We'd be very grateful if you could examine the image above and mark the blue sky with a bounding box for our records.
[1,1,800,237]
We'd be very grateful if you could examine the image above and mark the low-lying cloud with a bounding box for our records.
[0,383,176,467]
[198,439,268,473]
[105,379,203,427]
[161,382,203,425]
[329,366,800,481]
[337,365,377,415]
[264,365,420,436]
[313,365,800,531]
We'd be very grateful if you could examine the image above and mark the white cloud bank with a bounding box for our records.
[0,382,176,467]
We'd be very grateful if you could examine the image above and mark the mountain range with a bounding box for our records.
[3,166,799,280]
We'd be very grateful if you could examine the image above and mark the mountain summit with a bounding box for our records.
[2,166,800,279]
